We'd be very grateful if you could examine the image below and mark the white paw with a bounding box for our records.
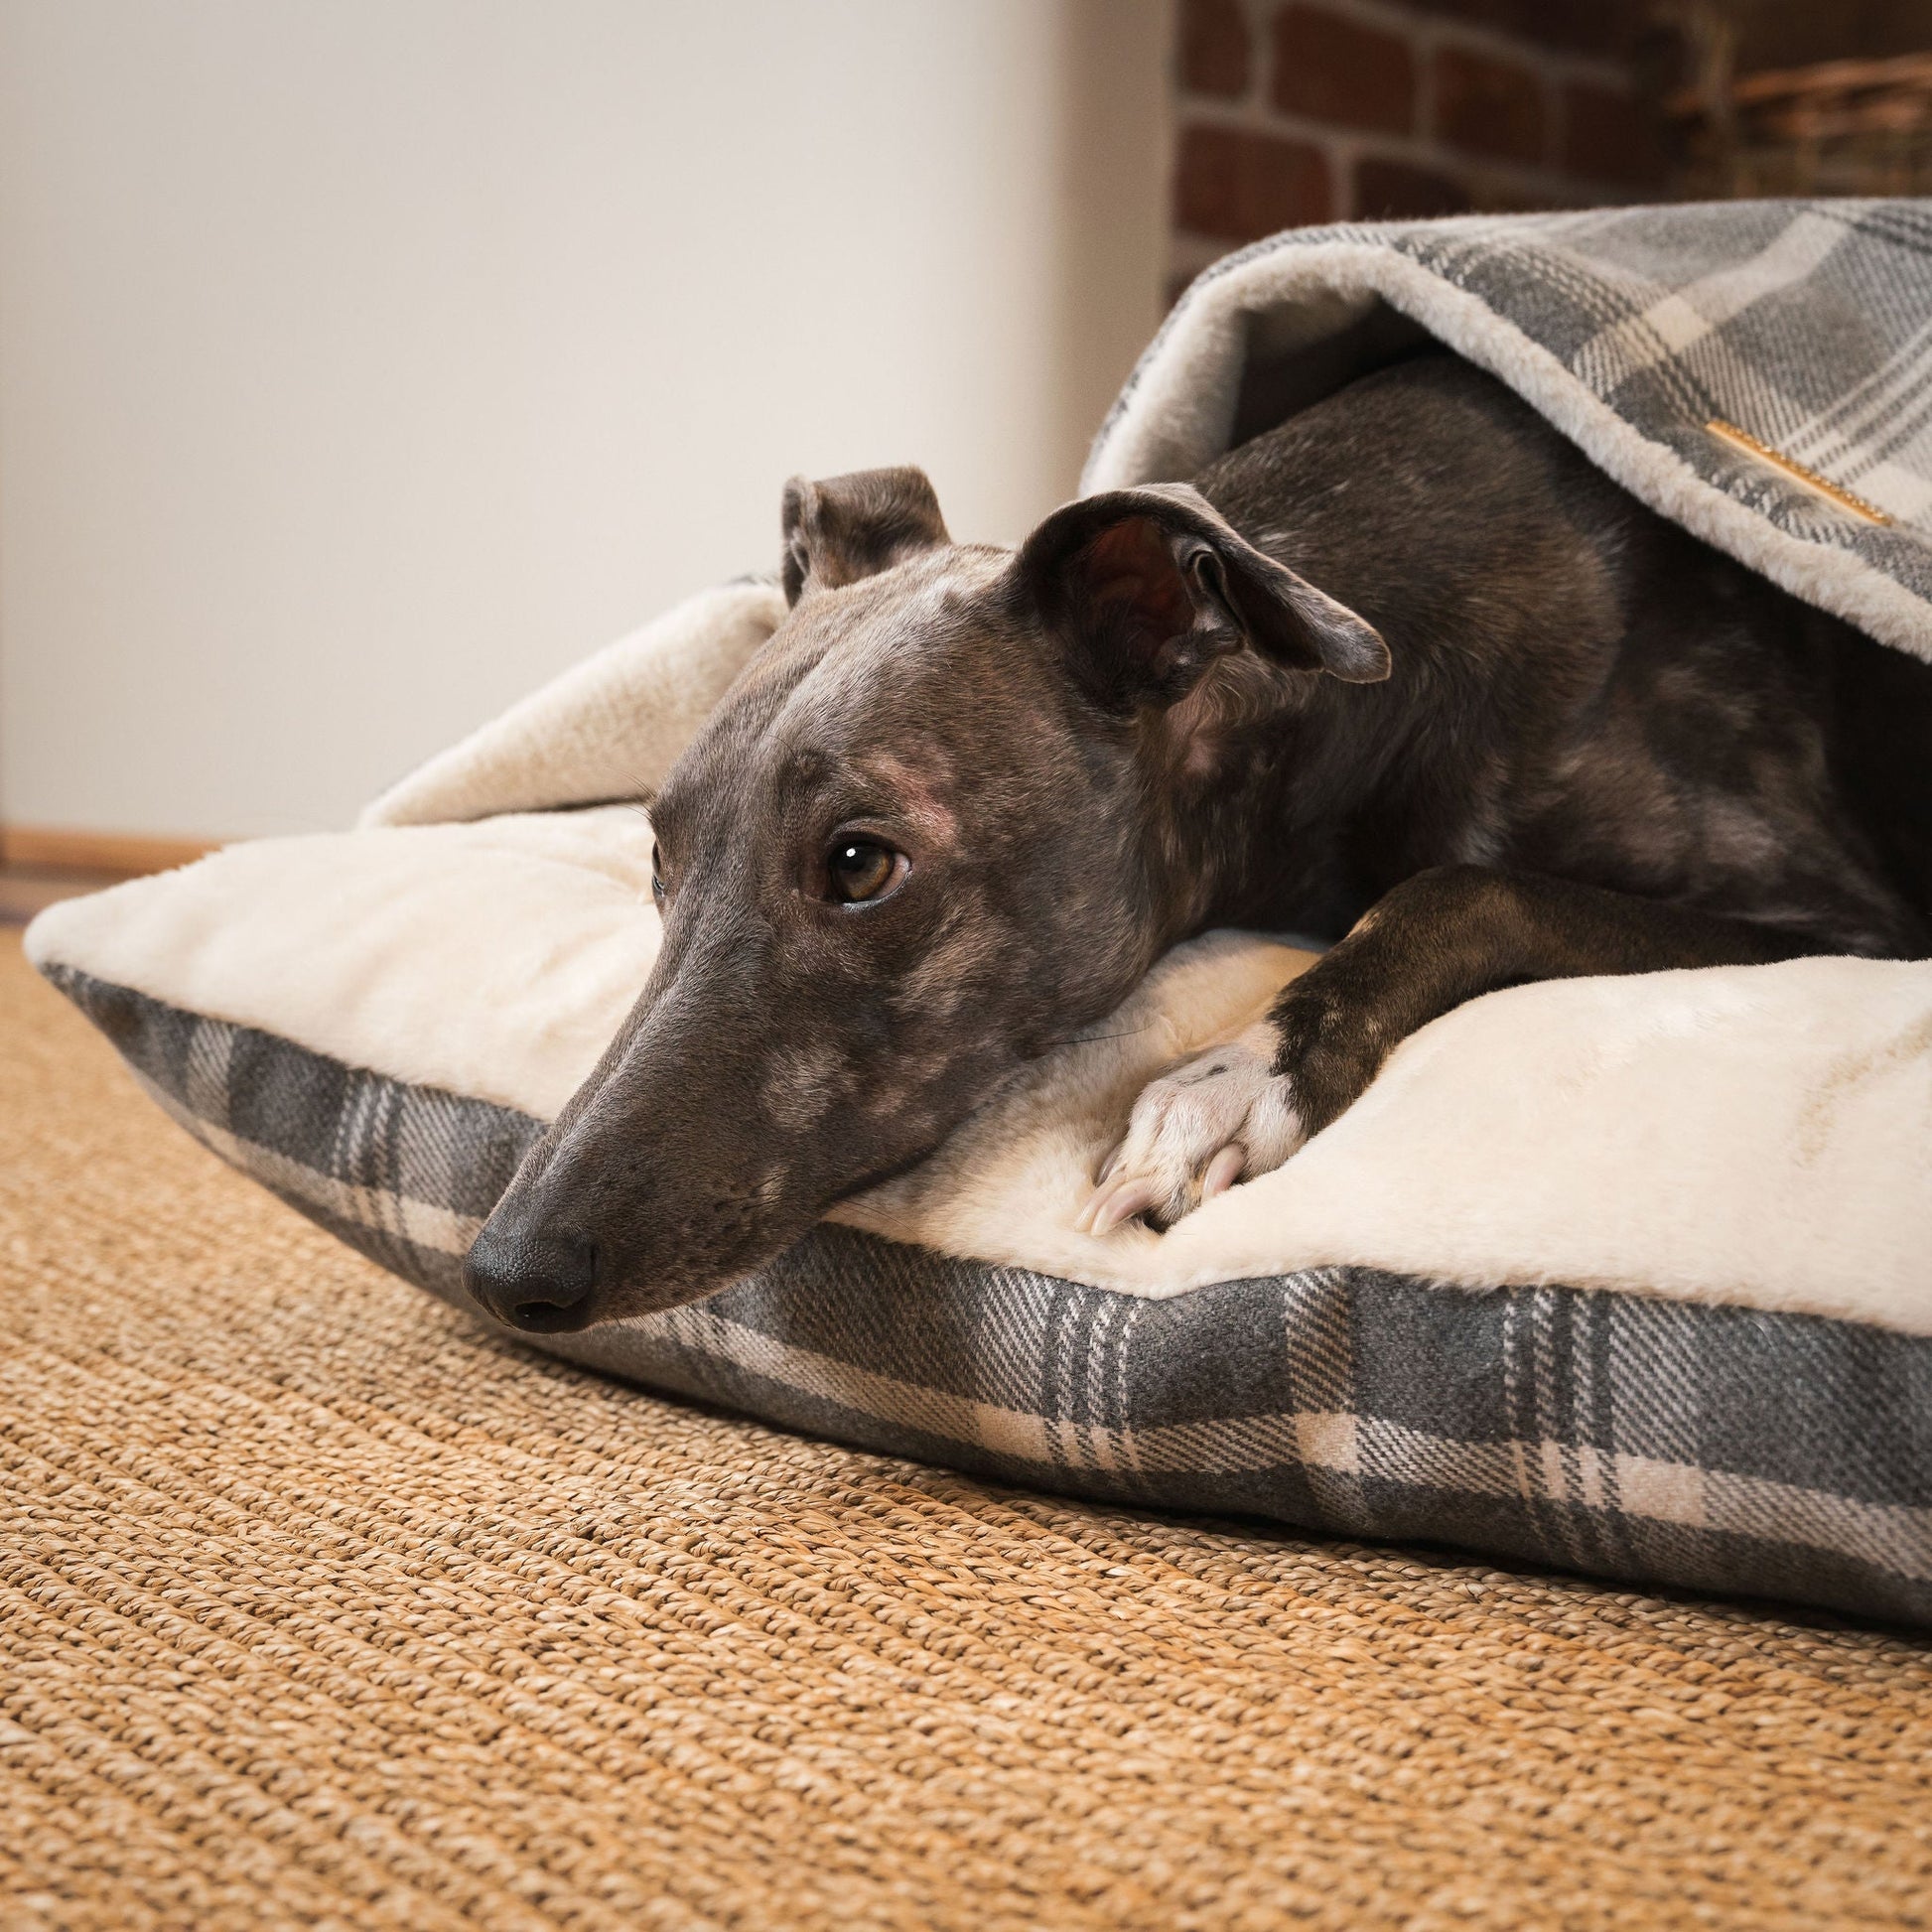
[1077,1023,1306,1236]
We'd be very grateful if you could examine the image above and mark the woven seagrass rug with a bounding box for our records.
[3,932,1931,1932]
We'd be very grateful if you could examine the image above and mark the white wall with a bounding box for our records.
[0,0,1173,839]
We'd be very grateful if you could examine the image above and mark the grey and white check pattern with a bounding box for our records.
[1088,201,1932,653]
[47,963,1932,1628]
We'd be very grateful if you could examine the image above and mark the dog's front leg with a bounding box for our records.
[1081,864,1825,1233]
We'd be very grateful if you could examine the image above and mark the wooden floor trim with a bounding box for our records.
[0,825,220,877]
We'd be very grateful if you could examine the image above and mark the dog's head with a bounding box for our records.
[466,466,1385,1329]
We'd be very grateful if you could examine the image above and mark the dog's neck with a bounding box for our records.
[1131,659,1397,948]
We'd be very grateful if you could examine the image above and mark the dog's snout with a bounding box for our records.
[465,1222,598,1333]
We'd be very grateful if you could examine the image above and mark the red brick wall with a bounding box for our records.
[1174,0,1668,286]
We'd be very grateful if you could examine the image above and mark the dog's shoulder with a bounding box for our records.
[1193,352,1642,679]
[1197,351,1618,537]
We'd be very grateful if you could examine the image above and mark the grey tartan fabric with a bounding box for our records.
[45,961,1932,1628]
[1087,200,1932,655]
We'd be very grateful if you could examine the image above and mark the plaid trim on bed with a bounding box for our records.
[45,961,1932,1628]
[1089,201,1932,648]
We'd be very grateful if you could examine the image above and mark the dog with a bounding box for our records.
[465,351,1932,1332]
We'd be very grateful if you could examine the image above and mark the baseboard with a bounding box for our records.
[0,824,222,925]
[0,825,219,876]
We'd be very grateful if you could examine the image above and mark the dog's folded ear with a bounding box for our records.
[1013,483,1389,709]
[781,467,951,605]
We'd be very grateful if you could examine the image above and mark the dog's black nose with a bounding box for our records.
[465,1223,598,1332]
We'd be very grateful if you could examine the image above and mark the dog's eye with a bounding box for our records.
[826,838,906,905]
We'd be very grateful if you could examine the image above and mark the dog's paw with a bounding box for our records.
[1077,1023,1306,1235]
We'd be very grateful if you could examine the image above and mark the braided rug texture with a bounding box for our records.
[4,935,1932,1932]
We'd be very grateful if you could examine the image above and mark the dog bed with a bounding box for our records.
[29,202,1932,1624]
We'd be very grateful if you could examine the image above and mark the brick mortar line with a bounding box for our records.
[1177,78,1623,157]
[1173,94,1643,204]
